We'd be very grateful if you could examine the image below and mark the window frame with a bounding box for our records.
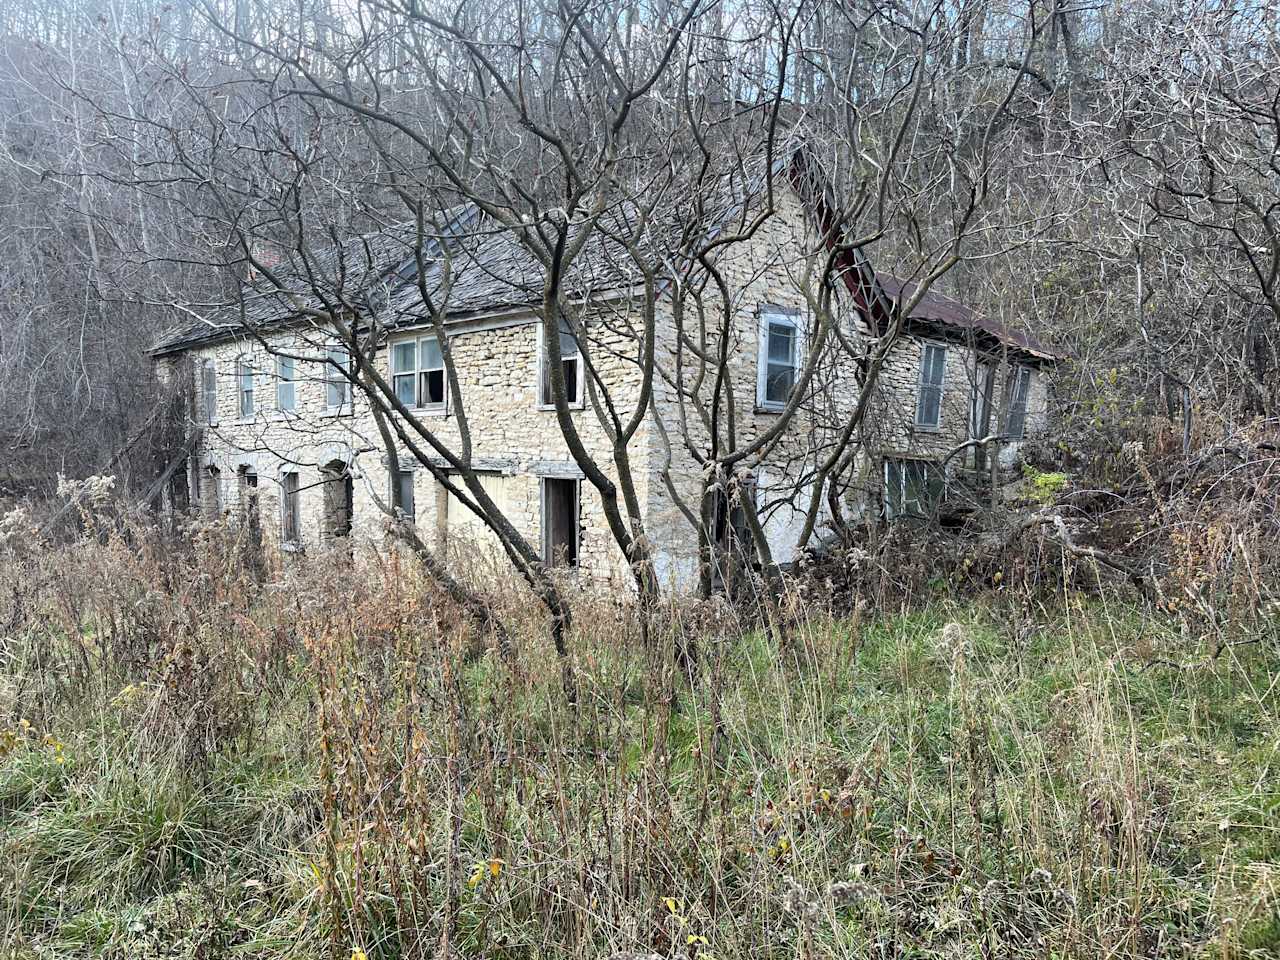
[537,318,584,410]
[755,307,804,412]
[540,476,581,568]
[275,353,297,412]
[199,359,218,425]
[392,468,416,521]
[324,342,353,413]
[883,457,945,521]
[389,334,448,413]
[235,355,255,420]
[914,341,947,430]
[1005,365,1033,440]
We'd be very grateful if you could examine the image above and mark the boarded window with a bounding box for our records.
[1005,366,1032,439]
[539,319,582,406]
[280,471,301,543]
[884,459,943,521]
[444,472,517,560]
[200,359,217,424]
[915,344,946,428]
[393,469,415,520]
[758,312,800,409]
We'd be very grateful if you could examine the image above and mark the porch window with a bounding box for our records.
[757,309,801,410]
[884,458,944,520]
[539,318,582,406]
[541,477,580,567]
[236,356,255,418]
[915,343,946,428]
[1005,366,1032,439]
[275,355,296,411]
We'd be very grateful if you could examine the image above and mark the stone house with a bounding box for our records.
[151,163,1057,592]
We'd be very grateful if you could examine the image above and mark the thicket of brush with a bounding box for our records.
[1,473,1278,959]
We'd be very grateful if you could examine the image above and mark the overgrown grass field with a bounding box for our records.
[1,526,1277,958]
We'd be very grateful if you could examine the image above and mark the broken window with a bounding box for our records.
[539,318,582,406]
[276,354,296,411]
[884,458,944,521]
[200,359,217,424]
[236,356,255,418]
[541,477,579,568]
[915,343,946,428]
[280,471,301,544]
[321,461,354,539]
[758,310,800,409]
[392,336,447,410]
[393,469,415,520]
[326,344,352,410]
[1005,366,1032,439]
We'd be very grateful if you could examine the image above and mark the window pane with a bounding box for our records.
[421,337,443,369]
[765,362,794,404]
[392,341,416,375]
[395,471,415,520]
[326,346,350,408]
[767,322,796,363]
[394,373,416,406]
[421,369,445,406]
[562,358,579,404]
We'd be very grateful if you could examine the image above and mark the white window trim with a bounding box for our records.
[540,476,581,568]
[324,341,354,415]
[389,333,449,415]
[914,340,947,431]
[755,307,804,412]
[536,321,585,411]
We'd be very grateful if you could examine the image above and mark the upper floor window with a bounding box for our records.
[275,355,296,411]
[757,309,801,410]
[1005,365,1032,439]
[539,318,582,407]
[326,343,352,411]
[199,359,217,424]
[915,343,946,428]
[236,356,255,418]
[391,336,446,410]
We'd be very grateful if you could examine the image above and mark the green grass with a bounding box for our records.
[1,592,1277,958]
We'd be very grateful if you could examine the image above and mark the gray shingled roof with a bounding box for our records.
[152,158,1058,363]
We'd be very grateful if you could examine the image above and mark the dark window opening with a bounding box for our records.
[281,471,301,544]
[321,462,354,539]
[540,320,582,406]
[394,470,415,521]
[542,477,579,568]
